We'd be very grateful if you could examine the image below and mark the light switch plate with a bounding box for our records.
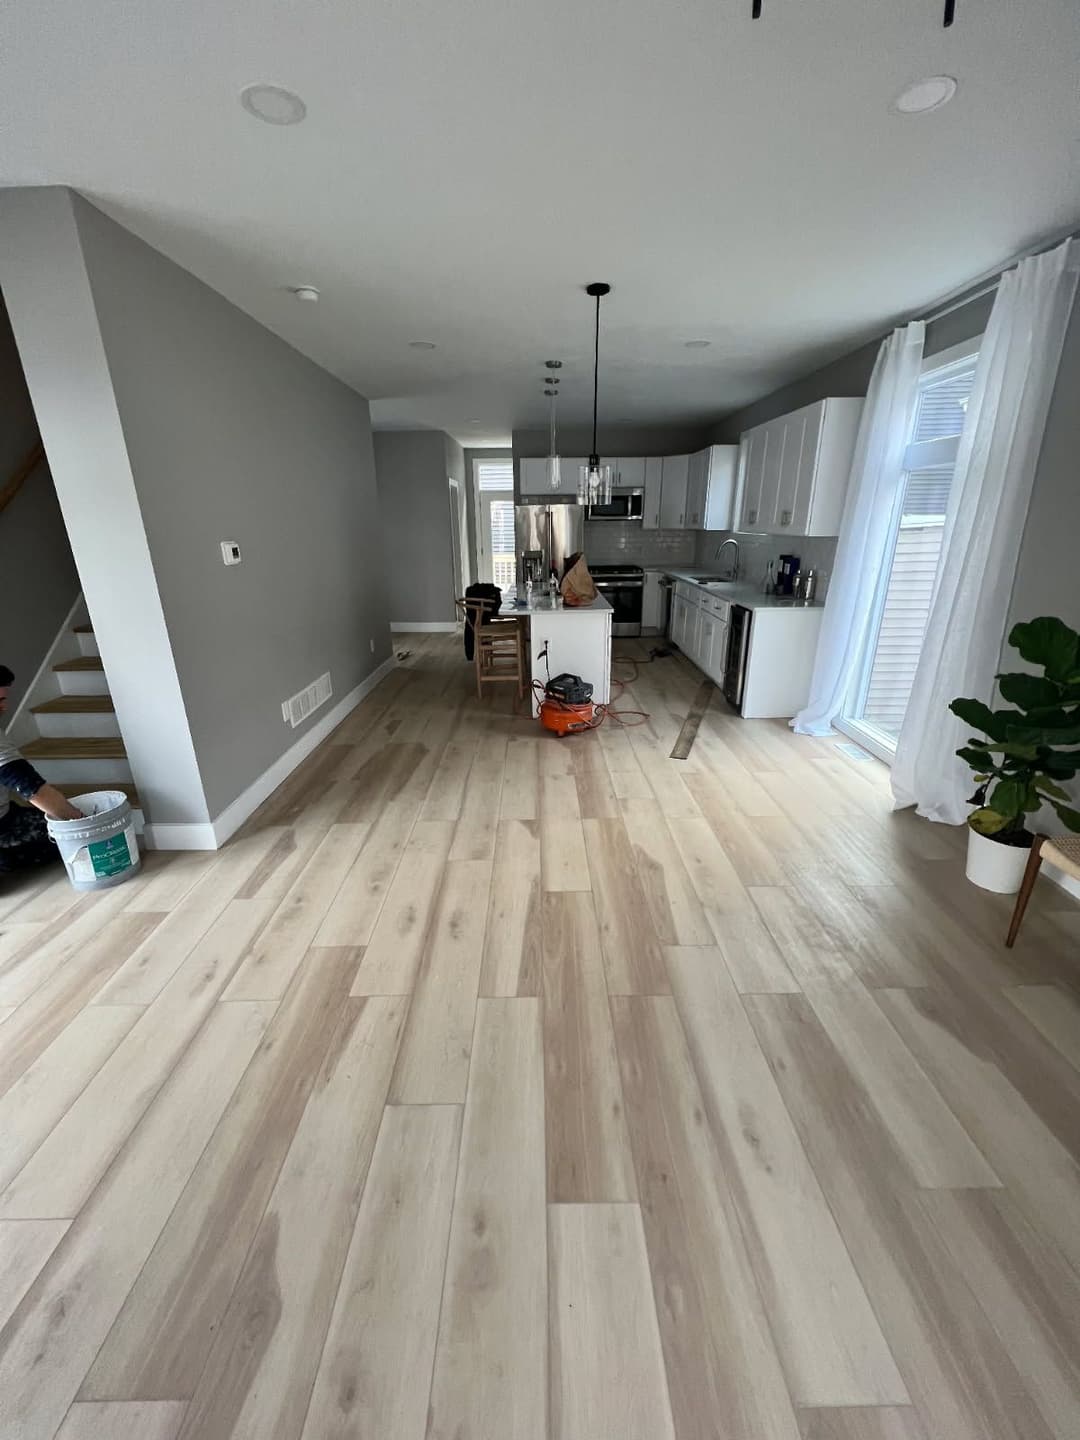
[221,540,242,566]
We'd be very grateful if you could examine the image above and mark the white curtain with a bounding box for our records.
[792,322,925,734]
[892,238,1080,822]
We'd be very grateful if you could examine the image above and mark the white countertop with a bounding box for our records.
[651,568,825,612]
[499,592,611,616]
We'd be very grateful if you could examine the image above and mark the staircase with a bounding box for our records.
[18,621,142,823]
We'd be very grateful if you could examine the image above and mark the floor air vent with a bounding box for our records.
[282,671,333,728]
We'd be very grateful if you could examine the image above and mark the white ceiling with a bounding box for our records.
[2,0,1079,446]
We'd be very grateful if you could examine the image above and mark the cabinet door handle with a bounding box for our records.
[679,512,684,526]
[781,509,792,526]
[747,508,757,525]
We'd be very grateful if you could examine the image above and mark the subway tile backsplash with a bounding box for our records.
[694,529,838,596]
[584,523,697,566]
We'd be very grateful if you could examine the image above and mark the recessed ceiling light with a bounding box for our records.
[240,84,307,126]
[893,75,957,115]
[685,339,711,349]
[291,285,320,303]
[408,340,437,350]
[467,418,482,425]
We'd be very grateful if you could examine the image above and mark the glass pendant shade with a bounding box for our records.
[547,453,562,490]
[578,458,612,506]
[546,385,562,490]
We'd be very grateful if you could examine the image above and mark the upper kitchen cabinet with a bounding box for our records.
[658,454,689,528]
[643,456,663,528]
[736,397,861,535]
[612,456,646,488]
[686,445,738,530]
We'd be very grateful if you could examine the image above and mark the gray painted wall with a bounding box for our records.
[375,431,457,624]
[70,198,391,819]
[0,298,80,713]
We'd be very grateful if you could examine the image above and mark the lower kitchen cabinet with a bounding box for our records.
[642,571,665,632]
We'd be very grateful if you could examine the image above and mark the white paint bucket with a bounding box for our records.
[46,790,141,892]
[964,825,1030,895]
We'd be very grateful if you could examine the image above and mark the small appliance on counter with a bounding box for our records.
[777,554,801,596]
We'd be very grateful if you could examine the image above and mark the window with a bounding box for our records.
[839,346,979,760]
[474,459,516,591]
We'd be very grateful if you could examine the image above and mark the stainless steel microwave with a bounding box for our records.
[586,488,644,522]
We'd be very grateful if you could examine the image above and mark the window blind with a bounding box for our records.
[477,461,514,491]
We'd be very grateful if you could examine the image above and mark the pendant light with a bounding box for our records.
[544,360,562,490]
[579,282,613,508]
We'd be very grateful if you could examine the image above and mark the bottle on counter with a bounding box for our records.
[763,560,776,595]
[804,568,819,602]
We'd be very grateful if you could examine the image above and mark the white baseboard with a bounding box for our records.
[390,621,459,633]
[143,654,397,851]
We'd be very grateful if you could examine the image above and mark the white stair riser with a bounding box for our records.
[76,633,100,657]
[32,757,133,785]
[36,712,121,740]
[57,669,108,696]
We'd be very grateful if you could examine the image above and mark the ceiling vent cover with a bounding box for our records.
[282,671,333,728]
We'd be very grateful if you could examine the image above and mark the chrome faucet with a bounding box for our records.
[715,537,740,582]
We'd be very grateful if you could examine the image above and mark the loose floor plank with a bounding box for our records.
[301,1104,462,1440]
[427,999,547,1440]
[668,947,906,1405]
[390,858,491,1103]
[350,820,454,994]
[56,1401,187,1440]
[582,816,670,994]
[175,996,406,1440]
[542,893,637,1203]
[479,819,544,997]
[611,995,801,1440]
[0,1218,69,1331]
[548,1204,675,1440]
[0,1001,272,1440]
[82,946,362,1401]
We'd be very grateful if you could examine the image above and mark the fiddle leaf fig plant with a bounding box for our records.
[950,616,1080,842]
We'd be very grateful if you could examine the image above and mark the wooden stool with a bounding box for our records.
[1006,835,1080,946]
[457,598,527,703]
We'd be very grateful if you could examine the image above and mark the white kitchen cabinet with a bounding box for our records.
[613,456,646,488]
[695,445,738,530]
[736,397,861,535]
[642,456,663,529]
[659,454,689,528]
[669,588,691,649]
[642,571,664,632]
[685,450,707,529]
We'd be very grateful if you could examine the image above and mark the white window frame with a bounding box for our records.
[836,341,981,763]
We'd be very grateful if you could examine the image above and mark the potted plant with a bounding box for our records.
[951,616,1080,894]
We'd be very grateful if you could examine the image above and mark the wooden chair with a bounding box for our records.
[1006,835,1080,946]
[456,597,527,703]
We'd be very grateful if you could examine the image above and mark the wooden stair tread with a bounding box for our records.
[32,695,115,714]
[54,656,104,672]
[57,780,139,805]
[22,736,127,760]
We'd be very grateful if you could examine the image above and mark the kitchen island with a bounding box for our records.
[502,593,612,717]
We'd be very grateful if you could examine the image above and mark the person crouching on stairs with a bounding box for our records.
[0,663,83,873]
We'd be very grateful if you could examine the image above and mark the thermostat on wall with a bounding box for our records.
[221,541,242,566]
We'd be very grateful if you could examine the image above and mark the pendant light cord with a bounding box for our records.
[591,288,600,463]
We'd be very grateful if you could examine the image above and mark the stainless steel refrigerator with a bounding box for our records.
[515,502,585,587]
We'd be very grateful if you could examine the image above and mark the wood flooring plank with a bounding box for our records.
[0,899,272,1219]
[56,1401,187,1440]
[0,1005,13,1026]
[744,993,1056,1440]
[300,1104,462,1440]
[224,824,369,1000]
[1006,984,1080,1071]
[313,797,418,947]
[420,736,479,821]
[915,1188,1080,1440]
[749,885,853,984]
[450,737,506,862]
[610,995,801,1440]
[427,999,547,1440]
[175,996,406,1440]
[667,948,907,1406]
[0,1001,272,1440]
[668,814,755,916]
[0,1004,141,1196]
[876,986,1080,1273]
[479,819,544,997]
[684,772,788,886]
[542,772,581,819]
[582,816,670,994]
[0,1218,69,1332]
[390,858,491,1103]
[350,820,455,994]
[542,893,637,1203]
[0,887,131,1006]
[0,920,42,966]
[791,869,930,989]
[797,1408,929,1440]
[706,910,800,993]
[124,851,210,913]
[82,947,361,1401]
[99,829,283,1003]
[620,799,712,944]
[0,908,162,1097]
[501,737,541,820]
[548,1204,675,1440]
[541,814,591,892]
[572,748,620,819]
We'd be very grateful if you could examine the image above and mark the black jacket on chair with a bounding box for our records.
[462,583,503,661]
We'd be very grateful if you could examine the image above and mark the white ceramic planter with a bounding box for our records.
[965,826,1030,894]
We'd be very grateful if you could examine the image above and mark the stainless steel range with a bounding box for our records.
[590,564,644,637]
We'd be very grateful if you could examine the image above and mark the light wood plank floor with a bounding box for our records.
[2,632,1079,1440]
